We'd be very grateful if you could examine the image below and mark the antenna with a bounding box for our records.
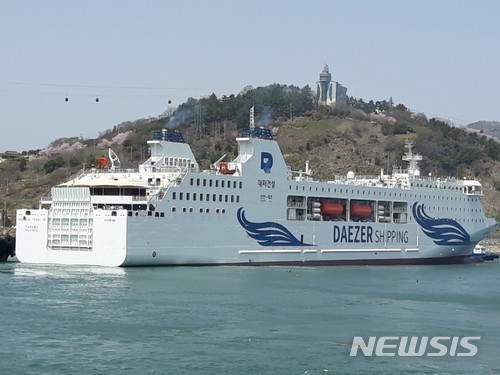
[402,141,422,176]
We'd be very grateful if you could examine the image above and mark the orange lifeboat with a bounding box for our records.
[320,200,344,216]
[350,202,372,218]
[97,157,108,169]
[219,162,236,175]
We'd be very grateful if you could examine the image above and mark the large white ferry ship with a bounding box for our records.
[16,119,498,266]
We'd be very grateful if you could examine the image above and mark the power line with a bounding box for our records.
[4,81,186,90]
[2,80,237,91]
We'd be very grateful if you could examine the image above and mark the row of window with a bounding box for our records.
[127,207,228,217]
[189,177,243,189]
[172,192,240,203]
[428,207,482,213]
[128,211,165,217]
[457,218,486,223]
[172,207,227,214]
[412,183,463,190]
[289,185,478,201]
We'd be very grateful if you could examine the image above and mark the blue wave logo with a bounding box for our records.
[412,202,470,246]
[237,207,312,246]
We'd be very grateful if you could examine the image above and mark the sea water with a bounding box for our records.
[1,261,499,375]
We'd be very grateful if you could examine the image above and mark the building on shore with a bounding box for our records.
[0,150,22,163]
[316,64,348,106]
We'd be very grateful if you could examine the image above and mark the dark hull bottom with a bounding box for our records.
[129,255,478,267]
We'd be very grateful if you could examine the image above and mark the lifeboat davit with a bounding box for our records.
[219,162,236,175]
[320,200,344,216]
[350,202,372,218]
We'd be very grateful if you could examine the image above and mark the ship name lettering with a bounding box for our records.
[257,179,275,188]
[333,226,409,244]
[333,225,373,243]
[374,230,409,244]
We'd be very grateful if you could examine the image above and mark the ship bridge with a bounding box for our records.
[210,127,285,178]
[461,179,483,195]
[140,129,199,174]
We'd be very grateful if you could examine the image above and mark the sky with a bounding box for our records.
[1,0,500,151]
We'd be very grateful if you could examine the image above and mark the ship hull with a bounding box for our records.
[16,206,495,267]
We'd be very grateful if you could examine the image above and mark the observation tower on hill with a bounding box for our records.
[316,64,348,106]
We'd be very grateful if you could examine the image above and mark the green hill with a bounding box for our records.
[1,85,499,235]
